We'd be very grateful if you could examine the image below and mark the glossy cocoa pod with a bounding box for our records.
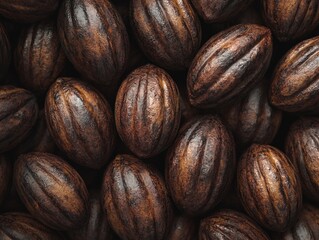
[167,215,198,240]
[102,154,173,240]
[14,152,89,230]
[45,78,115,169]
[131,0,201,70]
[115,64,181,158]
[262,0,319,42]
[0,86,38,153]
[16,20,66,96]
[166,115,235,216]
[270,36,319,113]
[199,210,270,240]
[0,23,10,81]
[238,144,302,232]
[187,24,272,109]
[58,0,129,87]
[0,156,11,206]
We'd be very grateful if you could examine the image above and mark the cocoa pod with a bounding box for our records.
[0,156,11,206]
[14,152,89,230]
[102,154,173,240]
[167,215,198,240]
[45,78,115,169]
[0,22,10,81]
[115,64,181,158]
[238,144,302,232]
[187,24,272,109]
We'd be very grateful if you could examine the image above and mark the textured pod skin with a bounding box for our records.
[238,144,302,232]
[45,78,115,169]
[16,20,66,96]
[199,210,270,240]
[262,0,319,42]
[166,115,235,216]
[270,36,319,113]
[0,23,10,81]
[14,152,89,230]
[0,86,38,153]
[0,156,11,206]
[130,0,202,70]
[102,154,173,240]
[167,215,198,240]
[187,24,272,109]
[58,0,129,87]
[115,64,181,158]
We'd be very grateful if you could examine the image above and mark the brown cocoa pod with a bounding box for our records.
[14,152,89,230]
[199,210,270,240]
[166,115,235,216]
[187,24,273,109]
[0,156,11,206]
[58,0,129,87]
[167,215,198,240]
[238,144,302,232]
[0,86,38,153]
[270,36,319,113]
[0,22,10,81]
[131,0,202,70]
[115,64,181,158]
[262,0,319,42]
[15,20,66,96]
[45,78,115,169]
[102,154,173,240]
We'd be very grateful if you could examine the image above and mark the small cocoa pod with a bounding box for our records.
[45,78,115,169]
[102,154,173,240]
[0,22,10,81]
[187,24,272,109]
[167,215,198,240]
[0,156,11,206]
[115,64,181,158]
[166,115,235,216]
[14,152,89,230]
[238,144,302,232]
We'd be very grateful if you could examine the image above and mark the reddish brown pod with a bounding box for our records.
[14,152,89,230]
[167,215,198,240]
[131,0,202,70]
[115,64,181,159]
[238,144,302,232]
[0,156,11,206]
[0,22,10,81]
[45,78,115,169]
[102,154,173,240]
[166,115,235,216]
[187,24,272,109]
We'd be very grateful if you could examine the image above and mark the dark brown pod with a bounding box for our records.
[115,64,181,158]
[262,0,319,42]
[0,22,10,81]
[0,156,11,206]
[130,0,202,70]
[45,78,115,169]
[238,144,302,232]
[199,210,270,240]
[166,115,235,216]
[270,36,319,113]
[102,154,173,240]
[14,152,89,230]
[167,215,198,240]
[187,24,272,109]
[58,0,129,87]
[0,86,38,153]
[16,20,66,96]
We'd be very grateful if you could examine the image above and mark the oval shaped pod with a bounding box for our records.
[102,154,173,240]
[0,86,38,153]
[45,78,115,169]
[131,0,201,70]
[0,23,10,81]
[270,36,319,113]
[238,144,302,232]
[0,156,11,206]
[166,115,235,216]
[167,215,197,240]
[115,64,181,158]
[187,24,272,109]
[14,152,89,230]
[199,210,270,240]
[58,0,129,87]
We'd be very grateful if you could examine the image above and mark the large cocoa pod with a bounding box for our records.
[0,23,10,81]
[0,156,11,206]
[167,215,198,240]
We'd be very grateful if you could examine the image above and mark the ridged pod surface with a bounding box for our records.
[0,23,10,81]
[166,115,235,216]
[45,78,115,169]
[115,64,181,158]
[58,0,129,87]
[14,152,89,230]
[270,36,319,113]
[102,154,173,240]
[167,215,198,240]
[187,24,272,109]
[0,156,11,206]
[238,144,302,232]
[130,0,202,70]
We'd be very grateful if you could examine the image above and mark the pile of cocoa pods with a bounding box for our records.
[0,0,319,239]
